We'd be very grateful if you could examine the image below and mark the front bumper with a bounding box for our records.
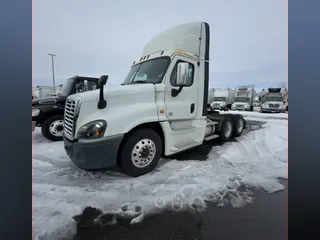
[64,134,124,170]
[32,121,36,132]
[211,106,225,110]
[231,107,250,111]
[261,108,286,113]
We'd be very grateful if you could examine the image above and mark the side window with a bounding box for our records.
[86,80,98,91]
[170,60,195,87]
[75,80,98,93]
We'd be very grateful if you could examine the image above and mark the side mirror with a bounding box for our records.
[99,75,108,86]
[176,62,191,86]
[97,75,108,110]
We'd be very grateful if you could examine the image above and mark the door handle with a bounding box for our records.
[190,103,195,113]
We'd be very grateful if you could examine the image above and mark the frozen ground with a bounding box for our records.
[32,111,288,240]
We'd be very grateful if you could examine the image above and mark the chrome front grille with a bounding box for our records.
[213,103,220,107]
[236,104,244,108]
[269,104,280,108]
[64,99,76,139]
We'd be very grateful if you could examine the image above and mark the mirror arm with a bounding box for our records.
[171,86,184,97]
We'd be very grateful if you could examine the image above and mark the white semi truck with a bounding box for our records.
[260,88,286,113]
[231,88,257,111]
[63,22,246,177]
[209,88,235,111]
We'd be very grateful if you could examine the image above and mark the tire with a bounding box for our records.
[119,128,162,177]
[233,115,245,137]
[219,117,234,142]
[250,106,253,112]
[41,115,64,141]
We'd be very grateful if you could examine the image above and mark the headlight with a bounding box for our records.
[32,108,40,117]
[220,102,226,106]
[77,120,107,139]
[262,104,268,108]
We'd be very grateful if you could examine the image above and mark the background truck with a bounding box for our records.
[63,21,247,177]
[209,88,235,111]
[260,88,286,113]
[32,76,100,141]
[231,88,257,111]
[253,96,261,107]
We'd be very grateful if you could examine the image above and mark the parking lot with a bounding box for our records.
[33,110,288,240]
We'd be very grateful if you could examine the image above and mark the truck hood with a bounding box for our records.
[72,84,156,102]
[32,96,66,106]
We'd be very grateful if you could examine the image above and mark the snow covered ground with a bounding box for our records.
[32,111,288,240]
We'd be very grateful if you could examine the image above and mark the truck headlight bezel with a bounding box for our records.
[32,108,40,117]
[76,120,107,140]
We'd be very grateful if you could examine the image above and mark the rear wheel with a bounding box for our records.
[219,117,234,142]
[119,128,162,177]
[233,115,245,137]
[41,115,64,141]
[250,106,253,111]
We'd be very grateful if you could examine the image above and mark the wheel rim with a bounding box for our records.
[131,139,156,168]
[237,119,244,133]
[49,120,64,137]
[225,122,232,138]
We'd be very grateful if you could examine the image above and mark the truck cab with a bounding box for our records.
[260,88,286,113]
[32,76,100,141]
[232,88,256,111]
[209,88,235,111]
[63,22,246,177]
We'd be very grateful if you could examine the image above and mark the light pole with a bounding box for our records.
[48,53,57,89]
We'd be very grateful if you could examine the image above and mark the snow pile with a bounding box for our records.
[32,116,287,240]
[219,110,288,120]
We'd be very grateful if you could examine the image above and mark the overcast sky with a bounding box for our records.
[33,0,287,91]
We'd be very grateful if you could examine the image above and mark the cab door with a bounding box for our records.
[164,56,199,120]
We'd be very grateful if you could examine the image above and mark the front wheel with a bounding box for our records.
[41,115,64,141]
[119,128,162,177]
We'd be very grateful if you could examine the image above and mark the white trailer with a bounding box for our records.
[231,88,257,111]
[209,88,235,111]
[33,86,56,99]
[63,22,246,177]
[260,88,286,113]
[207,90,215,107]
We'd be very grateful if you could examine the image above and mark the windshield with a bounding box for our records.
[212,97,226,101]
[122,57,171,85]
[59,78,74,97]
[234,97,250,102]
[264,96,283,102]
